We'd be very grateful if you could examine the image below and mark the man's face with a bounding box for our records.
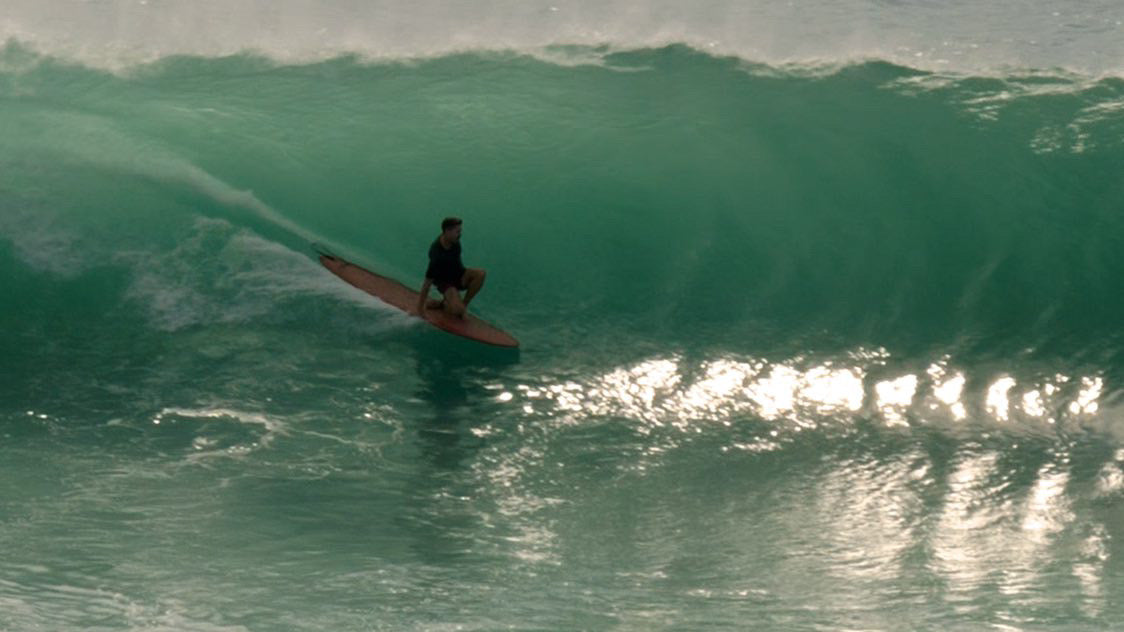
[445,224,463,243]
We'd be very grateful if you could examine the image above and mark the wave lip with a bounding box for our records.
[3,0,1124,76]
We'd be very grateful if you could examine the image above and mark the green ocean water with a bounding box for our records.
[3,40,1124,630]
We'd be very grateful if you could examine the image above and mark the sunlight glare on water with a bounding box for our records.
[510,350,1107,439]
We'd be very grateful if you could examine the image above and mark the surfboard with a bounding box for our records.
[317,251,519,348]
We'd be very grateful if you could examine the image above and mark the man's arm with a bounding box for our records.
[415,278,433,316]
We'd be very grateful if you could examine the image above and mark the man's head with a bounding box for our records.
[441,217,463,242]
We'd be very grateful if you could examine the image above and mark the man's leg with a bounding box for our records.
[461,268,486,307]
[443,286,466,317]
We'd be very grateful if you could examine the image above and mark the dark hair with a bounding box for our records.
[441,217,463,231]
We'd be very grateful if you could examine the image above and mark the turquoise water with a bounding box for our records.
[3,5,1124,629]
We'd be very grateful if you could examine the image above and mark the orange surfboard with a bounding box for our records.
[319,252,519,348]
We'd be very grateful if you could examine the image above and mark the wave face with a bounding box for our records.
[3,33,1124,631]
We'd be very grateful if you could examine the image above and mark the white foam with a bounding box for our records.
[0,203,88,277]
[157,406,282,432]
[122,218,412,331]
[3,0,1123,76]
[157,406,286,463]
[224,229,417,319]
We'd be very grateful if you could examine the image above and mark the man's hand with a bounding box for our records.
[416,278,433,318]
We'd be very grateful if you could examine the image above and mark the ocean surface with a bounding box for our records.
[3,1,1124,629]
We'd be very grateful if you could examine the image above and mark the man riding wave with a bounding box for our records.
[415,217,486,319]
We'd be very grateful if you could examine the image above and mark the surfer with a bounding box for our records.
[415,217,486,319]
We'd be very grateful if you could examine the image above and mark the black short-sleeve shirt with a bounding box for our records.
[426,238,465,285]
